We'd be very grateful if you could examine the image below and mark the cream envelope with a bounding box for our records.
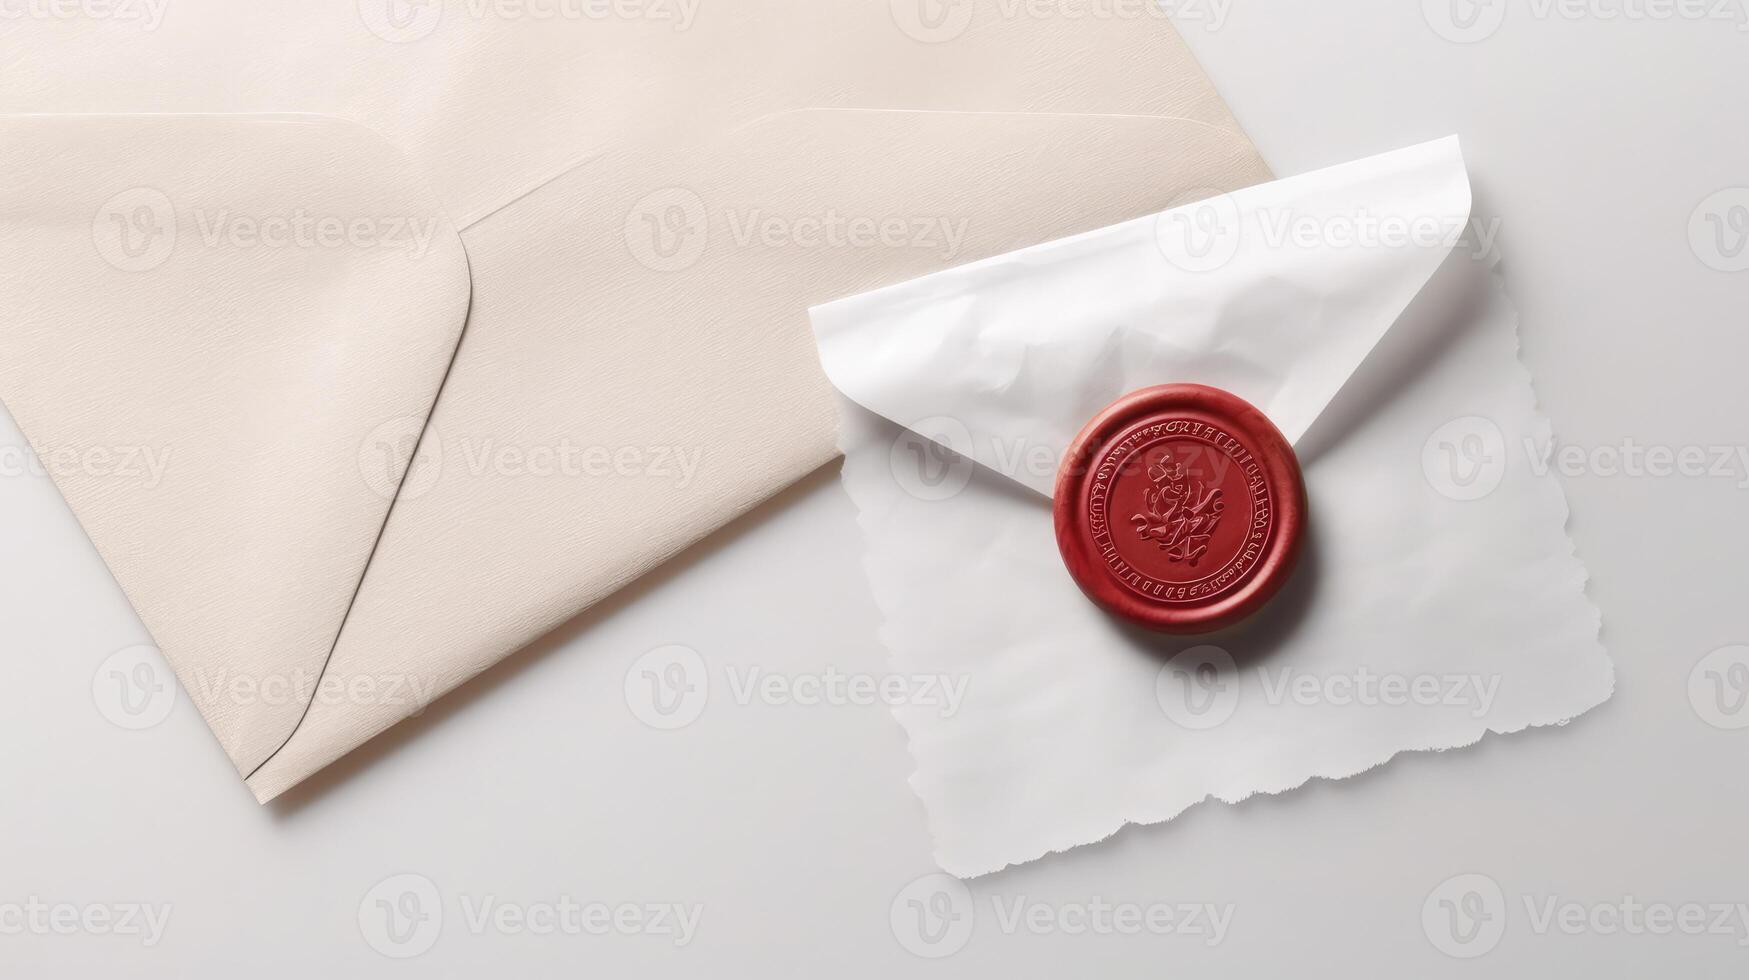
[243,108,1271,800]
[0,9,1274,799]
[0,114,472,773]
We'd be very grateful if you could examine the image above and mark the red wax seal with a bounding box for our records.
[1054,384,1307,634]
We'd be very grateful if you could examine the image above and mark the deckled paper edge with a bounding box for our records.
[836,257,1615,879]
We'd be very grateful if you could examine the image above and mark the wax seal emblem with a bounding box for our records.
[1054,384,1307,634]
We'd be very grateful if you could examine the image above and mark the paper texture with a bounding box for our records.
[1,8,1277,798]
[816,138,1472,496]
[0,1,1256,227]
[243,108,1271,800]
[813,140,1614,876]
[0,114,471,775]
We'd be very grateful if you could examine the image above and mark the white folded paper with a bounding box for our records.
[811,138,1614,877]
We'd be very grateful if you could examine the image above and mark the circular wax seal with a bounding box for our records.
[1053,384,1307,634]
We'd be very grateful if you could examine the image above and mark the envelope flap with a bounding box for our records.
[0,114,471,776]
[810,137,1475,497]
[241,107,1276,801]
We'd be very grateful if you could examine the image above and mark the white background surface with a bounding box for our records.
[3,1,1747,975]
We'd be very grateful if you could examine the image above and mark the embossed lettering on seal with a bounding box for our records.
[1085,419,1276,605]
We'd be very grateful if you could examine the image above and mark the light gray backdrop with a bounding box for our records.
[2,0,1745,975]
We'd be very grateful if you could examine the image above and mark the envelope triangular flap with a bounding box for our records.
[240,108,1275,801]
[4,4,1289,800]
[0,114,472,775]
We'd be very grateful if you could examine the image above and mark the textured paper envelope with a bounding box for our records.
[811,140,1614,875]
[244,109,1271,800]
[0,114,471,771]
[0,8,1274,798]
